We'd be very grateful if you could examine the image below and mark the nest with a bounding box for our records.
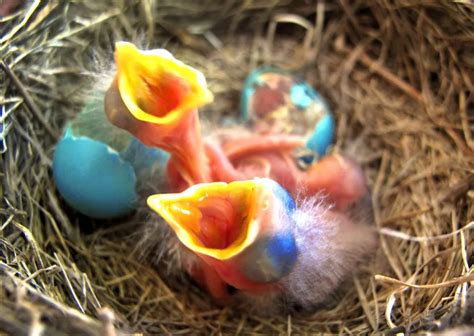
[1,1,473,334]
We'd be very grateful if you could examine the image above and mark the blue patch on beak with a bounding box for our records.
[239,231,298,283]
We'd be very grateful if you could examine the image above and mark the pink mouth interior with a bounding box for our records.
[140,73,189,117]
[192,196,244,250]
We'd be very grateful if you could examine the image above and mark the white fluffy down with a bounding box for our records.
[280,196,378,307]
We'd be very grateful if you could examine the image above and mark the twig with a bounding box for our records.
[0,61,58,138]
[436,174,474,203]
[379,221,474,243]
[375,273,474,289]
[380,207,432,226]
[1,269,114,334]
[335,37,425,104]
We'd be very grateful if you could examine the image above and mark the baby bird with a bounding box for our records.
[147,177,376,306]
[212,132,368,210]
[102,42,377,306]
[104,42,213,187]
[103,42,365,207]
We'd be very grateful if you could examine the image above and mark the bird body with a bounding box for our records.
[57,41,377,307]
[148,177,376,305]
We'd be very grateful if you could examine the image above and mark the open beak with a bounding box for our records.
[147,180,262,259]
[104,42,213,185]
[147,178,298,290]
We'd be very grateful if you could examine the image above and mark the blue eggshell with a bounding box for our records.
[306,113,335,157]
[241,67,335,159]
[290,81,335,157]
[289,82,318,109]
[53,126,137,219]
[240,72,257,121]
[239,232,298,283]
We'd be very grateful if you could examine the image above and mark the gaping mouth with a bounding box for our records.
[105,42,214,186]
[147,180,267,260]
[114,41,213,125]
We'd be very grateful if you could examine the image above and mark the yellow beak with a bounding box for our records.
[147,180,271,260]
[104,42,214,185]
[114,41,213,125]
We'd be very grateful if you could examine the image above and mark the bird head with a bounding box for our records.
[147,178,298,292]
[301,154,368,209]
[105,42,212,134]
[104,42,213,185]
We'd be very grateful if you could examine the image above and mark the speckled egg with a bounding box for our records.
[53,102,168,219]
[241,67,335,159]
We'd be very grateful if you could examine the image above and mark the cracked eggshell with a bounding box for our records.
[53,125,138,219]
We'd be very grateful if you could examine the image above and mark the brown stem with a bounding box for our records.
[334,38,425,104]
[0,61,58,138]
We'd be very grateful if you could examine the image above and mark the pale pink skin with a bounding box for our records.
[168,134,367,209]
[105,65,370,300]
[105,78,210,186]
[166,133,369,298]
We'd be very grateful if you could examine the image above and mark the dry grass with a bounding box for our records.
[1,0,473,334]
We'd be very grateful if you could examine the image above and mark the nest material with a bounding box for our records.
[1,0,473,334]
